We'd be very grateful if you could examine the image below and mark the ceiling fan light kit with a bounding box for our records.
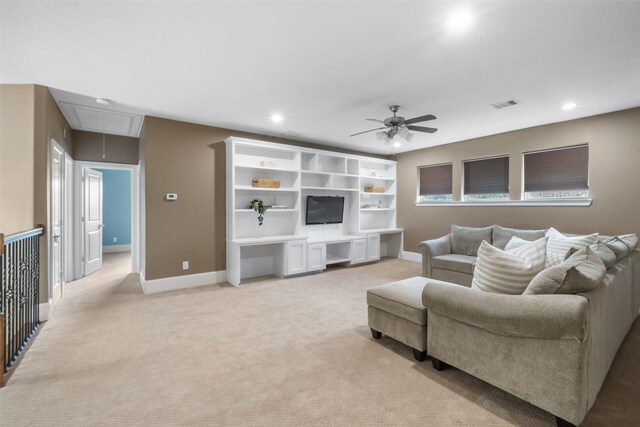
[351,105,437,149]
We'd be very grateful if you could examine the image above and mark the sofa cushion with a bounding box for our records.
[567,241,617,269]
[431,254,476,275]
[471,237,547,295]
[492,225,546,250]
[604,234,639,261]
[524,247,606,295]
[451,225,493,256]
[366,277,428,325]
[545,227,598,268]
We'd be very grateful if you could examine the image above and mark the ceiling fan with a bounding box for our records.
[350,105,437,146]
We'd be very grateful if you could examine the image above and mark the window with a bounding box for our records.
[417,163,453,202]
[463,156,509,201]
[523,145,589,200]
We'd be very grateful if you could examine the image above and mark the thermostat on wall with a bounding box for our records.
[165,193,178,201]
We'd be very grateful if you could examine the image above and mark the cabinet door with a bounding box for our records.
[307,243,326,272]
[351,239,367,265]
[286,241,308,275]
[367,234,381,262]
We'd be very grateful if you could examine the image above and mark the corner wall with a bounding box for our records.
[396,107,640,252]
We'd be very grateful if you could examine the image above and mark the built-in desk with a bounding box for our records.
[226,229,403,287]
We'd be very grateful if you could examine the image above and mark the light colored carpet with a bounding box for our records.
[1,253,639,426]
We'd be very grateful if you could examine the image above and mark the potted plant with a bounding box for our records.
[248,198,267,226]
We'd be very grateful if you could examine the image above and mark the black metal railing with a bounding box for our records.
[0,226,44,382]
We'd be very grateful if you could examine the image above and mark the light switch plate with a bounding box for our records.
[182,261,189,270]
[166,193,178,201]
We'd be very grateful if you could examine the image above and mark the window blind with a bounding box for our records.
[419,164,452,196]
[463,156,509,195]
[524,145,589,192]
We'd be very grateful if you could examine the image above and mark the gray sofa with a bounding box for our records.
[418,225,640,426]
[419,225,546,285]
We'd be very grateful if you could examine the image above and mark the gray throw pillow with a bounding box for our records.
[451,225,493,256]
[566,242,617,269]
[604,234,638,261]
[492,225,546,250]
[524,247,606,295]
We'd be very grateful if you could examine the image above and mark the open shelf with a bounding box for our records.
[360,191,395,196]
[235,209,299,212]
[360,208,395,212]
[326,256,351,265]
[360,175,395,181]
[236,185,299,192]
[236,164,299,173]
[302,186,359,192]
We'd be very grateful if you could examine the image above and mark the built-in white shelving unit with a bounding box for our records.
[226,137,402,286]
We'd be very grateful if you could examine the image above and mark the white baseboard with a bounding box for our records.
[140,269,227,294]
[39,298,53,322]
[103,244,131,253]
[401,251,422,262]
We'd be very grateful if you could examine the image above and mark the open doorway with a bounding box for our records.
[73,161,140,280]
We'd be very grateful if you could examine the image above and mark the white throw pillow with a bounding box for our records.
[545,227,598,268]
[472,237,548,295]
[505,236,529,250]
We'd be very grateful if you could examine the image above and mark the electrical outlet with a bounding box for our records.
[182,261,189,270]
[113,237,117,243]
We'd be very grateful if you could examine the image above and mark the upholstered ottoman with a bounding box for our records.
[367,276,429,361]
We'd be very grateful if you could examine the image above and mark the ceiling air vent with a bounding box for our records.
[491,99,520,109]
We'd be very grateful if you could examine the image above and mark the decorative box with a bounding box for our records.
[364,185,385,193]
[252,179,281,188]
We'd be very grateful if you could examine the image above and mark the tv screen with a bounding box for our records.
[306,196,345,225]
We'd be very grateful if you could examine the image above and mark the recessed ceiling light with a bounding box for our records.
[271,113,283,123]
[448,8,473,30]
[95,98,110,105]
[562,102,577,111]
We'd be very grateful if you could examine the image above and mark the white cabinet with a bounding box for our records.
[286,240,307,275]
[351,238,367,265]
[307,243,326,272]
[366,234,380,262]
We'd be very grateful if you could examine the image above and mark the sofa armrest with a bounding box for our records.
[423,281,588,341]
[418,234,451,277]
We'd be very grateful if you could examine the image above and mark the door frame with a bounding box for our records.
[49,139,66,304]
[73,161,140,279]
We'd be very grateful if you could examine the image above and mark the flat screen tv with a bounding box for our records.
[306,196,345,225]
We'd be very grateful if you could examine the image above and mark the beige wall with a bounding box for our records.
[0,85,35,235]
[73,130,139,164]
[396,107,640,252]
[142,116,380,280]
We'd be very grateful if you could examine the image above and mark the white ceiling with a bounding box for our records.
[2,1,639,154]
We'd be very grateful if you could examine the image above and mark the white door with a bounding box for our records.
[307,243,326,272]
[51,142,64,303]
[84,169,103,276]
[367,234,381,262]
[286,241,307,275]
[351,239,367,265]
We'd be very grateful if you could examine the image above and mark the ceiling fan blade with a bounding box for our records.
[350,127,386,137]
[404,114,436,125]
[366,119,385,124]
[407,125,438,134]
